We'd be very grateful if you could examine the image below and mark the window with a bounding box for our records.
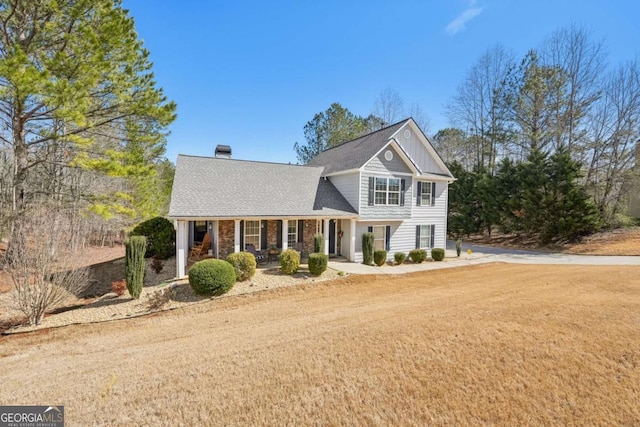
[374,177,401,205]
[416,224,434,249]
[245,220,260,249]
[287,221,297,246]
[418,181,434,206]
[373,226,386,251]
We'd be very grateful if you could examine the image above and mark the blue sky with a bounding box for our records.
[122,0,639,165]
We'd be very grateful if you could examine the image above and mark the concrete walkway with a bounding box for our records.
[328,246,640,275]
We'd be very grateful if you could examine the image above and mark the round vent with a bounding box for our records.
[384,150,394,161]
[404,129,411,139]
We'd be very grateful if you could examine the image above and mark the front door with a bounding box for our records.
[329,219,336,255]
[193,221,207,243]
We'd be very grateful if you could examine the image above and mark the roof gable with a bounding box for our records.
[390,119,454,178]
[306,120,407,175]
[307,118,454,179]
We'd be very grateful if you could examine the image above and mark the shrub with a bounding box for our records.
[111,279,127,297]
[394,252,406,265]
[362,232,374,265]
[280,249,300,275]
[226,251,256,281]
[150,256,164,274]
[409,249,427,263]
[373,249,387,266]
[313,233,324,253]
[431,248,445,261]
[308,252,328,276]
[125,236,147,299]
[130,217,175,259]
[188,259,236,296]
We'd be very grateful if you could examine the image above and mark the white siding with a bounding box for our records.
[352,217,448,262]
[359,146,413,220]
[411,182,448,221]
[329,172,360,212]
[394,123,448,176]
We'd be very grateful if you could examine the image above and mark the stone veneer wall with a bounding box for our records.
[217,219,323,259]
[301,219,317,255]
[218,220,235,259]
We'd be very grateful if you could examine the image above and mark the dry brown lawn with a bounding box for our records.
[1,263,639,426]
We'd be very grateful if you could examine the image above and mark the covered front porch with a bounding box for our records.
[174,217,357,277]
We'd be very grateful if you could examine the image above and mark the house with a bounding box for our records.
[169,118,455,277]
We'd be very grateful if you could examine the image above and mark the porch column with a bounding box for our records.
[323,218,330,256]
[176,220,188,278]
[282,219,288,251]
[234,220,241,253]
[349,219,356,261]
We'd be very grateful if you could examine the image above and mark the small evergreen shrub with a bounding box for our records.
[313,233,324,253]
[362,232,374,265]
[431,248,445,261]
[394,252,406,265]
[111,279,127,297]
[373,249,387,266]
[280,249,300,275]
[409,249,427,263]
[130,217,175,259]
[226,251,256,281]
[125,236,147,299]
[188,259,236,296]
[308,252,328,276]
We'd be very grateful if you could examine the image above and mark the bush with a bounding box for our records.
[226,251,256,281]
[409,249,427,263]
[373,249,387,266]
[150,256,164,274]
[313,233,324,253]
[308,252,328,276]
[111,279,127,297]
[125,236,147,299]
[280,249,300,275]
[431,248,445,261]
[394,252,406,265]
[188,259,236,296]
[130,217,175,259]
[362,232,374,265]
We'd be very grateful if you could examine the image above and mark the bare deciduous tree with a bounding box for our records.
[584,59,640,217]
[3,206,89,325]
[373,88,405,126]
[446,44,515,172]
[540,24,606,154]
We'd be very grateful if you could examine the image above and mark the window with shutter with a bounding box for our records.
[418,181,434,206]
[417,224,434,249]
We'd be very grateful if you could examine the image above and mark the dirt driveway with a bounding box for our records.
[1,263,638,426]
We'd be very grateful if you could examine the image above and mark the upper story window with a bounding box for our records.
[417,181,435,206]
[372,177,403,206]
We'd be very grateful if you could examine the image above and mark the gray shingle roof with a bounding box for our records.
[169,155,358,218]
[306,119,408,174]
